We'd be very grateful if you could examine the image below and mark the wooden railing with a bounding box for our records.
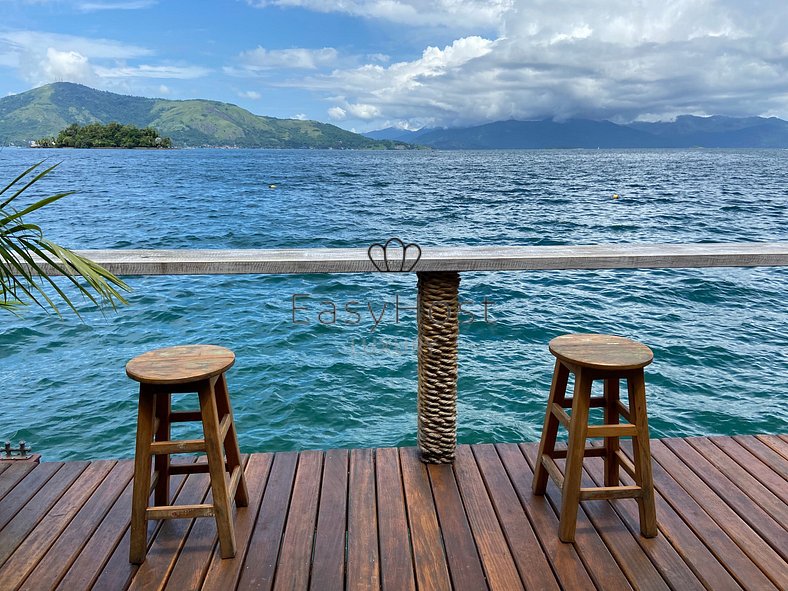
[59,242,788,275]
[38,242,788,463]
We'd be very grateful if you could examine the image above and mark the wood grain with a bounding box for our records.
[27,242,788,275]
[347,448,380,590]
[377,447,416,591]
[126,345,235,385]
[309,449,348,591]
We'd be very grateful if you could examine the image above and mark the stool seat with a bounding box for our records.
[549,333,653,371]
[126,344,235,385]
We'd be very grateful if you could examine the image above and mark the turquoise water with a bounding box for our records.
[0,148,786,461]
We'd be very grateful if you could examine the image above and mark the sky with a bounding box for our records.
[1,0,787,131]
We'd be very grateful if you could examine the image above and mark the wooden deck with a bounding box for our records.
[0,435,786,590]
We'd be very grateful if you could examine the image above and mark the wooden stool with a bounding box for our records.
[532,334,657,542]
[126,345,249,564]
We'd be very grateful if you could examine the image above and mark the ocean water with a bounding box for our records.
[0,147,785,461]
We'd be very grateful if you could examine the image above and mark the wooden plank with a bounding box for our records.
[426,463,487,591]
[399,447,452,591]
[651,440,787,588]
[273,451,323,591]
[520,443,634,590]
[710,437,788,504]
[163,456,251,591]
[756,435,788,460]
[626,443,778,590]
[30,242,788,276]
[497,444,596,591]
[0,462,36,502]
[665,438,788,558]
[79,459,194,591]
[19,461,133,591]
[472,444,559,591]
[453,445,525,591]
[309,449,348,591]
[236,451,298,591]
[0,460,115,590]
[377,447,416,591]
[593,442,742,591]
[584,457,709,591]
[0,461,86,568]
[733,436,788,480]
[201,454,274,591]
[686,438,788,534]
[0,462,62,530]
[347,448,380,590]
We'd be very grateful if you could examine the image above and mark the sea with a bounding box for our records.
[0,147,785,461]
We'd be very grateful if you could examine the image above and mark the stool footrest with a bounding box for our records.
[541,456,565,489]
[558,397,607,409]
[169,461,232,475]
[170,410,203,422]
[552,446,607,459]
[551,403,638,438]
[579,485,642,501]
[229,465,242,499]
[150,439,206,454]
[147,503,215,520]
[587,424,637,438]
[219,414,231,442]
[617,400,632,422]
[615,449,637,479]
[551,403,571,428]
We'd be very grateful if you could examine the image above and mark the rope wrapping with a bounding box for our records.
[417,271,460,463]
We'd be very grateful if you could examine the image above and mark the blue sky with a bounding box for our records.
[1,0,786,131]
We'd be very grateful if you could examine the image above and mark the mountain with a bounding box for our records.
[363,127,435,142]
[367,115,788,149]
[628,115,788,147]
[0,83,410,149]
[412,119,661,149]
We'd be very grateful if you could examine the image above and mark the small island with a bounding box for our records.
[34,122,172,149]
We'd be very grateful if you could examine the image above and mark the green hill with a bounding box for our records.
[0,83,408,149]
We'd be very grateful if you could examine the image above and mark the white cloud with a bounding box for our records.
[232,46,338,72]
[247,0,512,29]
[94,64,210,79]
[0,30,152,60]
[77,0,156,10]
[293,112,308,119]
[158,84,171,94]
[239,90,262,99]
[327,106,346,119]
[0,30,208,87]
[35,48,96,84]
[290,0,788,126]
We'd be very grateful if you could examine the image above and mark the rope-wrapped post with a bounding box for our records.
[417,271,460,463]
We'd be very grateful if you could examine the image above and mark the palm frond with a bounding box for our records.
[0,161,131,317]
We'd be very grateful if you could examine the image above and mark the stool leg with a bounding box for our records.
[130,386,156,564]
[198,379,237,559]
[559,367,592,543]
[629,371,658,538]
[604,378,620,487]
[215,373,249,506]
[153,392,171,506]
[533,360,570,495]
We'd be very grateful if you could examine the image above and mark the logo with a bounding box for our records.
[367,238,422,272]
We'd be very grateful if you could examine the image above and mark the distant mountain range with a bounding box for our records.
[365,116,788,148]
[0,83,410,149]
